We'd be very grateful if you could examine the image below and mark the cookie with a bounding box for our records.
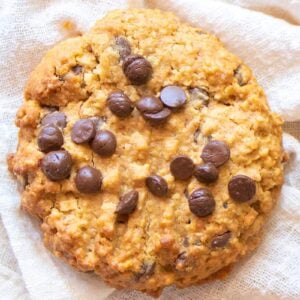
[8,9,284,296]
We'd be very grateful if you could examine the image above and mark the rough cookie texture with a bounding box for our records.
[9,9,284,296]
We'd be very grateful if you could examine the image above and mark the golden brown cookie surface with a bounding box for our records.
[9,9,284,296]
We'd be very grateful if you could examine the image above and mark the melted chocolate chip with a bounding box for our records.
[41,112,67,129]
[71,119,96,144]
[175,252,187,267]
[228,175,256,202]
[91,130,117,157]
[194,163,219,183]
[183,237,189,247]
[37,126,64,153]
[160,86,187,109]
[123,54,153,85]
[115,190,139,215]
[41,150,72,181]
[234,65,248,86]
[71,65,82,75]
[201,140,230,167]
[170,155,194,180]
[189,87,209,106]
[107,91,134,118]
[188,188,215,217]
[211,232,231,248]
[115,36,132,60]
[136,262,156,281]
[75,166,102,194]
[193,128,201,144]
[146,175,168,197]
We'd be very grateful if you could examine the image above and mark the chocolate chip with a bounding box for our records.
[37,125,64,153]
[211,232,231,248]
[175,252,187,267]
[189,87,209,106]
[193,128,201,144]
[146,175,168,197]
[201,140,230,167]
[75,166,102,194]
[136,96,171,124]
[228,175,256,202]
[91,130,117,157]
[116,213,129,223]
[41,112,67,129]
[41,150,72,181]
[115,190,139,215]
[136,262,156,280]
[107,91,134,118]
[89,116,106,130]
[170,155,194,180]
[183,237,189,247]
[136,96,163,114]
[234,65,247,86]
[71,119,96,144]
[223,202,228,209]
[115,36,131,60]
[143,108,171,125]
[41,105,59,111]
[188,188,215,217]
[160,86,187,109]
[123,54,153,85]
[194,163,219,183]
[72,65,82,75]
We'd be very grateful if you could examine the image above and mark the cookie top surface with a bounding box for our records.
[9,9,284,296]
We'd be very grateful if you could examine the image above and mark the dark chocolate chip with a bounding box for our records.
[143,108,171,125]
[211,232,231,248]
[41,112,67,129]
[189,87,209,106]
[183,237,189,247]
[194,163,219,183]
[188,188,216,217]
[223,202,228,209]
[72,65,82,75]
[107,91,134,118]
[115,190,139,215]
[115,36,132,60]
[175,252,187,267]
[146,175,168,197]
[234,65,248,86]
[71,119,96,144]
[41,105,59,112]
[75,166,102,194]
[136,96,163,114]
[116,213,129,223]
[160,86,187,109]
[123,54,153,85]
[91,130,117,157]
[228,175,256,202]
[136,262,156,281]
[37,125,64,153]
[41,150,72,181]
[170,155,194,180]
[201,140,230,167]
[193,128,201,144]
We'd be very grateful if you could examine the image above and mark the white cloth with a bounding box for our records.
[0,0,300,299]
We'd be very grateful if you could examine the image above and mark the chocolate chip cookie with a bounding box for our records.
[8,9,284,297]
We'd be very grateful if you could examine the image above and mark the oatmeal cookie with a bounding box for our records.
[8,9,284,296]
